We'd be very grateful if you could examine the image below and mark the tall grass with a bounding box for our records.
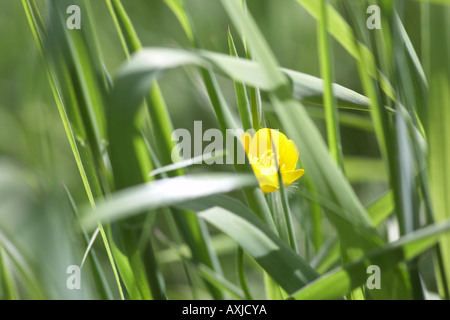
[0,0,449,300]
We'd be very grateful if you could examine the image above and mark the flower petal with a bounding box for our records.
[260,184,279,194]
[280,139,299,172]
[244,128,305,194]
[248,128,289,163]
[249,128,270,160]
[281,169,305,186]
[251,165,279,187]
[240,132,252,154]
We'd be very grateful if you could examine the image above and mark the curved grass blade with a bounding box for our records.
[118,47,371,112]
[149,150,226,177]
[295,0,395,101]
[312,191,394,274]
[154,229,246,300]
[179,195,320,295]
[0,248,19,300]
[62,183,113,299]
[82,173,257,228]
[0,231,43,299]
[292,219,450,300]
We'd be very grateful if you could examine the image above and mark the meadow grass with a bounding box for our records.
[0,0,449,300]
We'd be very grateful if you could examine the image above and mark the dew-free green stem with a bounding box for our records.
[236,247,252,300]
[228,27,253,131]
[318,0,343,168]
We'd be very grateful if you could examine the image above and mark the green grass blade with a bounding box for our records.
[0,248,19,300]
[394,12,427,90]
[293,219,450,300]
[82,173,257,228]
[106,225,141,300]
[158,234,236,265]
[343,157,388,183]
[118,47,372,110]
[278,183,298,252]
[341,3,390,161]
[228,26,253,131]
[194,264,246,300]
[62,183,113,300]
[413,0,450,4]
[306,177,323,254]
[283,68,370,110]
[163,0,195,43]
[22,0,97,206]
[149,150,226,177]
[240,0,265,131]
[317,0,343,168]
[236,247,253,300]
[427,2,450,299]
[105,0,141,55]
[22,0,124,299]
[107,0,227,299]
[219,0,380,244]
[115,47,276,231]
[105,0,177,300]
[218,9,404,294]
[295,0,395,101]
[180,195,320,295]
[154,229,246,300]
[312,191,394,274]
[221,1,287,90]
[0,231,43,299]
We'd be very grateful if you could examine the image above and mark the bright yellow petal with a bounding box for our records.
[251,165,279,194]
[280,139,299,172]
[246,128,303,194]
[256,169,305,194]
[249,128,270,160]
[260,184,279,194]
[240,132,252,154]
[248,128,288,163]
[269,129,289,155]
[281,169,305,186]
[257,174,280,194]
[251,165,279,186]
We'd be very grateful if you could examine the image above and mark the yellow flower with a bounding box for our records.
[241,128,305,194]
